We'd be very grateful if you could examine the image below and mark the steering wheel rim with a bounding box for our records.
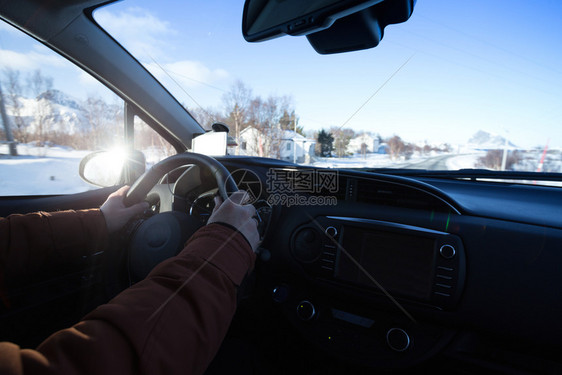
[123,152,238,207]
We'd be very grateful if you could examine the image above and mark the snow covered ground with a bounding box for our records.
[310,152,440,169]
[0,143,177,196]
[311,153,398,169]
[446,153,484,170]
[1,144,560,197]
[310,152,481,170]
[0,144,94,196]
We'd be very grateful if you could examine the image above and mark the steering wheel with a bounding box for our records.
[123,152,237,207]
[122,152,238,283]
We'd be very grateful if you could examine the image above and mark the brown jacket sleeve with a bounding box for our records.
[0,209,108,291]
[0,223,256,375]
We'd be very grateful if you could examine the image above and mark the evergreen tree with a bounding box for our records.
[317,129,334,157]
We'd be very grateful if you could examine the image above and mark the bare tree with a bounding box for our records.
[221,81,299,159]
[387,135,405,160]
[222,80,252,154]
[135,117,175,161]
[81,96,122,150]
[403,142,415,160]
[188,106,225,131]
[330,127,354,157]
[247,95,294,159]
[0,82,17,155]
[2,68,27,143]
[478,150,522,170]
[360,143,368,158]
[27,70,54,147]
[247,96,272,157]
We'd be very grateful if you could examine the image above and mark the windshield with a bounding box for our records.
[1,0,560,186]
[93,0,561,174]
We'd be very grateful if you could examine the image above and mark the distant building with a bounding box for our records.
[237,127,265,157]
[280,130,316,164]
[347,133,380,155]
[237,127,315,163]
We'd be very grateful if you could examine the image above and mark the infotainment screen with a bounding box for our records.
[336,226,436,301]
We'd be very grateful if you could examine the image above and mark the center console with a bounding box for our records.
[272,216,466,368]
[291,216,465,311]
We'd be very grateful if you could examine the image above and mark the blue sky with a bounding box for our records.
[1,0,562,149]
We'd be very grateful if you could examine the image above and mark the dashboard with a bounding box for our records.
[1,154,562,374]
[211,156,562,374]
[96,154,562,373]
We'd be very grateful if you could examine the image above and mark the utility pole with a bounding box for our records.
[0,82,17,156]
[293,117,297,164]
[500,130,509,171]
[234,104,240,156]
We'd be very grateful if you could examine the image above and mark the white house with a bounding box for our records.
[347,133,380,155]
[280,130,316,164]
[237,127,265,157]
[236,127,315,163]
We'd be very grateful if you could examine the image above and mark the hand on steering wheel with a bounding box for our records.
[100,186,149,233]
[208,191,260,252]
[123,152,245,282]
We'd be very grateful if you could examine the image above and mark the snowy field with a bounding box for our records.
[310,152,481,170]
[311,153,415,169]
[0,144,95,196]
[0,143,177,196]
[1,144,560,196]
[446,153,483,170]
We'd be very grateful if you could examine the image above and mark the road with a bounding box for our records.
[396,154,458,170]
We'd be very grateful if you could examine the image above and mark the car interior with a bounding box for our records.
[1,0,562,374]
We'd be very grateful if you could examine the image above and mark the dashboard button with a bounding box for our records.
[296,300,316,321]
[439,244,456,259]
[386,328,410,352]
[325,226,338,238]
[272,285,289,303]
[293,228,322,263]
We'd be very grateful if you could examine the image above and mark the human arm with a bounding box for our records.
[0,209,108,288]
[0,186,147,288]
[0,191,258,375]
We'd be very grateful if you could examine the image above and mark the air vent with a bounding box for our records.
[345,177,357,201]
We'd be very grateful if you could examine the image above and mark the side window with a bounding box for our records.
[134,117,176,168]
[0,20,174,196]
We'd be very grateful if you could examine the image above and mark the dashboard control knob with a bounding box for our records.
[439,244,456,259]
[293,228,322,263]
[386,328,410,352]
[258,247,271,262]
[296,300,316,321]
[272,285,289,303]
[325,226,338,238]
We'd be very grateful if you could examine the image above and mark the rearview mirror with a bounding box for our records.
[243,0,416,54]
